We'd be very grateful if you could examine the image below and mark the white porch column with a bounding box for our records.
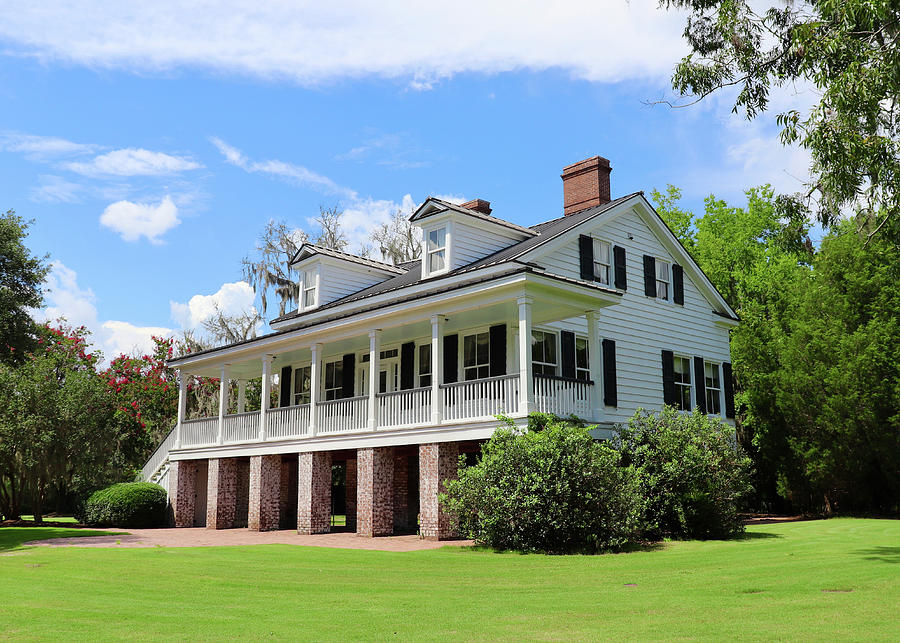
[368,329,381,430]
[217,364,230,445]
[258,355,272,441]
[175,369,188,448]
[309,343,321,436]
[237,379,247,414]
[517,297,534,415]
[586,310,603,422]
[431,315,444,424]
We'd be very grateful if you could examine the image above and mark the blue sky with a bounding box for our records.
[0,1,811,360]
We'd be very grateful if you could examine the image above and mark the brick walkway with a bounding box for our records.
[26,528,474,552]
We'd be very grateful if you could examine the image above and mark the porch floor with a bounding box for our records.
[25,527,474,552]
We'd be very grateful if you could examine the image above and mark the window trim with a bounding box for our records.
[292,364,312,405]
[531,328,559,377]
[322,358,344,401]
[417,343,432,388]
[459,325,493,381]
[574,335,590,381]
[655,258,671,301]
[704,361,723,416]
[592,238,612,286]
[673,354,692,411]
[300,266,320,311]
[424,223,450,277]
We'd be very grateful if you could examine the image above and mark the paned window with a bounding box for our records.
[418,344,432,387]
[656,260,670,300]
[592,239,611,285]
[531,330,558,376]
[674,356,692,411]
[463,331,490,380]
[705,362,722,415]
[293,365,311,405]
[303,269,317,308]
[323,360,343,400]
[427,227,447,273]
[575,337,590,381]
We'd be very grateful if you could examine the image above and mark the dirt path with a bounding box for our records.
[25,527,474,552]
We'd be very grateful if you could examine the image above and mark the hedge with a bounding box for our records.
[81,482,168,528]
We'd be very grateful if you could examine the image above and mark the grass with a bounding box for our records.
[18,515,79,524]
[0,519,897,641]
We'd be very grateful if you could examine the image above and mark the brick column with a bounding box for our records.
[357,447,393,537]
[248,455,282,531]
[171,460,197,528]
[298,451,332,534]
[393,454,409,532]
[207,458,238,529]
[345,458,357,531]
[419,442,459,540]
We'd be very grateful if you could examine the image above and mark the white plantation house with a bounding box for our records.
[143,155,738,539]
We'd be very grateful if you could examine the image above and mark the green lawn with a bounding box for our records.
[1,519,897,641]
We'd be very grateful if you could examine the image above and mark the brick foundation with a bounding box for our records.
[234,460,251,528]
[393,454,410,532]
[298,451,332,534]
[357,447,393,537]
[171,460,197,528]
[207,458,238,529]
[419,442,459,540]
[279,456,298,530]
[248,455,281,531]
[345,458,357,531]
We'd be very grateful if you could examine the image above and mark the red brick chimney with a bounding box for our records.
[460,198,492,215]
[561,156,612,215]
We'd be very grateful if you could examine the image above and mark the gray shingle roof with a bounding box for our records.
[411,198,538,236]
[290,244,405,274]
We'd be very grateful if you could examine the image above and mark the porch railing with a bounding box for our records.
[141,426,176,482]
[441,374,520,421]
[533,374,593,418]
[378,387,432,427]
[181,416,218,447]
[317,395,368,433]
[266,404,310,440]
[223,411,260,444]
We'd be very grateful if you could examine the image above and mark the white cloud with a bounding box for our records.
[36,260,172,362]
[30,174,84,203]
[0,2,688,86]
[170,281,258,330]
[66,148,202,177]
[0,132,99,160]
[99,195,180,243]
[211,137,353,197]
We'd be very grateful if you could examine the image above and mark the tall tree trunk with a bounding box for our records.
[32,477,45,523]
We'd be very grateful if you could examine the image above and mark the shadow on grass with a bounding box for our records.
[737,531,782,540]
[856,546,900,564]
[460,541,667,556]
[0,527,122,552]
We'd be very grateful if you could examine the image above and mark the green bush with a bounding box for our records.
[442,417,645,553]
[614,407,752,540]
[81,482,168,528]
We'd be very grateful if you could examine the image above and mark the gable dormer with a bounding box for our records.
[290,244,404,312]
[410,198,536,278]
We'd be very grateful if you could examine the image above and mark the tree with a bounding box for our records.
[661,0,900,240]
[241,220,308,319]
[201,306,261,346]
[0,210,49,364]
[373,207,422,265]
[313,205,348,252]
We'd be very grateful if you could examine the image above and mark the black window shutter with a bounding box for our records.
[443,334,458,384]
[579,235,594,281]
[602,339,617,406]
[613,245,627,290]
[672,264,685,305]
[694,356,707,413]
[279,365,293,407]
[560,331,576,379]
[643,255,656,297]
[342,353,355,398]
[400,342,415,390]
[723,362,736,418]
[489,324,507,376]
[661,350,675,406]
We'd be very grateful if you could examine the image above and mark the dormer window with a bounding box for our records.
[302,269,318,309]
[427,227,447,273]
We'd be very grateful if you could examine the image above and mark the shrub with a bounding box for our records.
[81,482,168,528]
[614,407,752,540]
[442,417,645,553]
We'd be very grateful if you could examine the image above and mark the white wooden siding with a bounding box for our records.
[451,221,523,269]
[534,206,733,424]
[318,262,390,306]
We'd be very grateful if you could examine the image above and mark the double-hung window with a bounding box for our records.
[302,269,317,308]
[674,355,692,411]
[418,344,432,387]
[656,259,671,300]
[463,331,490,380]
[323,360,343,401]
[531,330,558,376]
[427,227,447,273]
[293,366,311,405]
[592,239,611,285]
[705,362,722,415]
[575,337,590,381]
